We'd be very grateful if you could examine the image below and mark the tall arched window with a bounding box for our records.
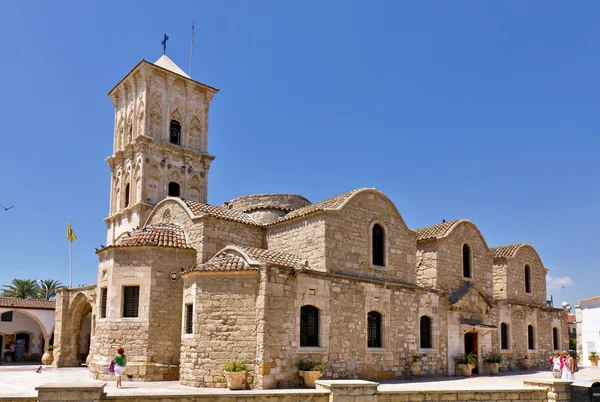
[462,244,472,278]
[501,323,509,350]
[525,265,532,294]
[168,182,180,197]
[170,120,181,145]
[420,316,432,349]
[124,183,130,208]
[300,305,319,347]
[367,311,382,348]
[372,223,385,267]
[553,327,559,350]
[528,325,535,350]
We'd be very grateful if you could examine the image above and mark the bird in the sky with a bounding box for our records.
[0,204,14,211]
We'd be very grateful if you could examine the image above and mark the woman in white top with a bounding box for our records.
[551,351,563,378]
[561,350,575,380]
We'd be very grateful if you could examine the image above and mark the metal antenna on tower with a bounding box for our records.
[189,21,195,77]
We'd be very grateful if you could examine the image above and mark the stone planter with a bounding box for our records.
[487,362,501,375]
[299,370,323,388]
[41,351,54,366]
[409,361,421,376]
[589,356,599,367]
[521,357,531,370]
[223,371,247,390]
[458,364,475,377]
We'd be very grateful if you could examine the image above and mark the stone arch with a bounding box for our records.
[188,174,202,201]
[189,115,202,150]
[63,292,93,366]
[171,108,182,122]
[133,165,141,205]
[145,163,160,205]
[150,102,162,139]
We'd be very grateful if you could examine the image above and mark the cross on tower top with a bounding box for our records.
[161,34,169,55]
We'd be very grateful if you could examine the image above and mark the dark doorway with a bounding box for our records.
[464,332,478,374]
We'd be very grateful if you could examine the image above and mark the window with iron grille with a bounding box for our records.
[462,244,472,278]
[1,311,12,322]
[501,323,509,350]
[528,325,535,350]
[300,305,319,347]
[100,287,108,318]
[185,304,193,334]
[420,316,432,348]
[525,265,532,293]
[553,327,559,350]
[372,224,385,266]
[367,311,382,348]
[123,286,140,318]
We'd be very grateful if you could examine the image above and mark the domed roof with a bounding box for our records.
[223,194,312,213]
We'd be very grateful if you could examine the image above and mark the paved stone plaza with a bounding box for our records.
[1,364,598,398]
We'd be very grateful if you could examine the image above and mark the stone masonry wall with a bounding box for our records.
[505,245,547,305]
[492,261,508,299]
[415,240,438,288]
[180,272,260,388]
[266,217,327,271]
[89,247,195,381]
[324,192,417,284]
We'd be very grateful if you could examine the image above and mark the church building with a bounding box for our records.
[52,52,568,389]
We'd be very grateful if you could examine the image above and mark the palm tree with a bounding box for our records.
[1,279,39,299]
[38,279,65,300]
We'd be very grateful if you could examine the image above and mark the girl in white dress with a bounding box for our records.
[561,350,575,380]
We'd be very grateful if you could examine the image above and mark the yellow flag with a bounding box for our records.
[67,220,77,242]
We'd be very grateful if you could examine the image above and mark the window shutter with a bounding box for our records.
[123,286,140,318]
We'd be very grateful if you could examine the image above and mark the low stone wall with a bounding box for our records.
[525,379,574,402]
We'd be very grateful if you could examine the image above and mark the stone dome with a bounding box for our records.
[222,194,312,225]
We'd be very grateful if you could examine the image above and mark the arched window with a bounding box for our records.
[300,305,319,347]
[462,244,472,278]
[553,327,559,350]
[372,223,385,267]
[367,311,382,348]
[124,183,130,208]
[170,120,181,145]
[525,265,532,294]
[501,323,509,350]
[420,316,432,349]
[168,182,180,197]
[528,325,535,350]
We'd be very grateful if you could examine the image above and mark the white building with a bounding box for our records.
[0,297,56,361]
[575,295,600,367]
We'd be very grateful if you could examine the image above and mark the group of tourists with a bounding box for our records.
[551,350,577,380]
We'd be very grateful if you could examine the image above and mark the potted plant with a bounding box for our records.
[298,361,324,388]
[223,361,247,390]
[589,351,599,367]
[41,345,54,366]
[521,354,531,370]
[485,352,502,375]
[409,355,421,376]
[457,352,477,377]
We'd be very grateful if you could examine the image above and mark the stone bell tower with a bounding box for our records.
[104,54,218,245]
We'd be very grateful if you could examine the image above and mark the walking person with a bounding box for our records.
[551,351,563,378]
[111,348,127,388]
[561,350,575,380]
[9,342,15,362]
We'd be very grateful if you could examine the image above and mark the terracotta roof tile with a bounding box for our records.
[0,297,56,310]
[181,199,259,226]
[414,219,465,241]
[112,223,192,249]
[269,188,371,225]
[490,244,526,259]
[237,246,303,268]
[568,314,575,324]
[193,253,252,273]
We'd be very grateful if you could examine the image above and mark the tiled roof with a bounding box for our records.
[414,219,465,241]
[490,244,526,259]
[269,188,372,225]
[113,223,192,249]
[182,199,259,226]
[0,297,56,310]
[193,253,252,273]
[237,246,303,268]
[568,314,576,324]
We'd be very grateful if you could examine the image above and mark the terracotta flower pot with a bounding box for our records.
[409,361,421,376]
[589,357,599,367]
[224,371,247,390]
[521,357,531,370]
[487,362,501,375]
[41,351,54,366]
[458,363,474,377]
[299,370,323,388]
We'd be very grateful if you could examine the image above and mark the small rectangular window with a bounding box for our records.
[123,286,140,318]
[185,304,193,334]
[100,287,108,318]
[1,311,13,322]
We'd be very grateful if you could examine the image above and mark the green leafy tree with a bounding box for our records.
[569,338,577,351]
[38,279,65,300]
[1,279,39,299]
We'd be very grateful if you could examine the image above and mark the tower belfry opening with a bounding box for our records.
[104,54,218,245]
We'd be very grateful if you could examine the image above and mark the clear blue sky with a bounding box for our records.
[0,1,598,307]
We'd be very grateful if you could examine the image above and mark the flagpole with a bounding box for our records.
[69,217,73,288]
